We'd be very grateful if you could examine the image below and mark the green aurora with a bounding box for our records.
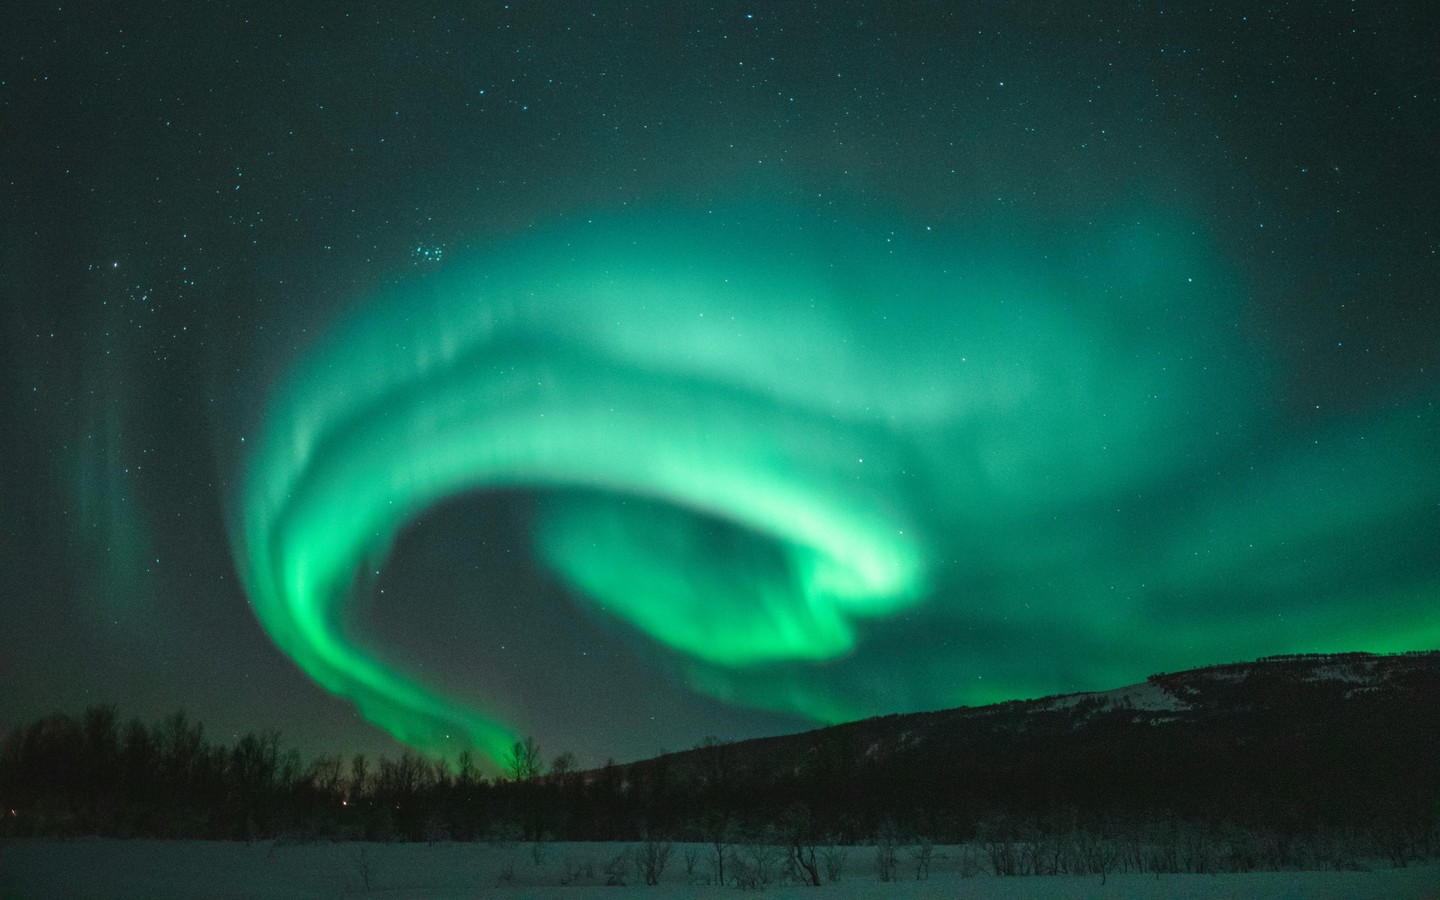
[232,204,1440,765]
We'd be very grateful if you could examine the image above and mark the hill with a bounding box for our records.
[592,651,1440,848]
[4,651,1436,863]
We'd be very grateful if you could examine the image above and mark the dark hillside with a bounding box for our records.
[600,652,1440,840]
[3,651,1436,855]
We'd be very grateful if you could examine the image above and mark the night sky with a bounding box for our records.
[3,3,1437,771]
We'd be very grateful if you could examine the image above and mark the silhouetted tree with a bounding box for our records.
[504,735,541,782]
[550,750,576,778]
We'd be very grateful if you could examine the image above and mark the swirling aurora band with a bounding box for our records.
[232,205,1440,765]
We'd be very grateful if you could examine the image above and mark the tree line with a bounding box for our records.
[2,653,1436,874]
[0,706,574,842]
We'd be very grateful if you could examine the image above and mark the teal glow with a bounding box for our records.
[231,204,1440,764]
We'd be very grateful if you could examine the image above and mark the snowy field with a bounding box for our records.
[3,839,1437,899]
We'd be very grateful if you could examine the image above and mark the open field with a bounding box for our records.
[3,839,1436,899]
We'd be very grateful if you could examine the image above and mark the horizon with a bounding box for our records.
[9,648,1436,776]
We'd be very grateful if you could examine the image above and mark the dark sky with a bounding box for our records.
[3,2,1437,771]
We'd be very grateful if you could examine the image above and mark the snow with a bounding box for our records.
[1038,680,1187,714]
[2,839,1435,899]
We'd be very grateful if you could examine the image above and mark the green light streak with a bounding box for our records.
[231,204,1440,765]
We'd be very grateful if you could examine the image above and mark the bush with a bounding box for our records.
[873,820,900,882]
[819,841,848,883]
[633,834,672,885]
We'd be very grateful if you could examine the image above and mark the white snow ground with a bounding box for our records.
[1035,680,1187,714]
[2,840,1436,899]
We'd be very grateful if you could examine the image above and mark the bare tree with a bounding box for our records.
[550,750,577,778]
[781,803,821,886]
[908,835,934,880]
[309,753,344,801]
[504,735,542,782]
[348,753,370,800]
[632,831,673,885]
[819,841,848,882]
[873,820,900,882]
[700,811,736,886]
[455,750,478,788]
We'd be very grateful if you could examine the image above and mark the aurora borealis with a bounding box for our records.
[4,3,1437,769]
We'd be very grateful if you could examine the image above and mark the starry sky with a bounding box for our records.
[3,2,1437,770]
